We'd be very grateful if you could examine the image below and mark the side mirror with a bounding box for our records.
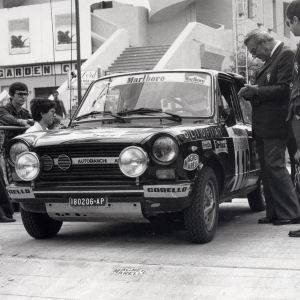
[223,107,236,127]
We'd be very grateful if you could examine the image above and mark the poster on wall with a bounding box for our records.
[9,18,30,55]
[55,14,76,51]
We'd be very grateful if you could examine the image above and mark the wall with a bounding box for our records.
[93,5,148,47]
[0,0,92,67]
[196,0,233,29]
[148,8,191,46]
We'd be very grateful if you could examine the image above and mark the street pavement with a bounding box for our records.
[1,198,300,300]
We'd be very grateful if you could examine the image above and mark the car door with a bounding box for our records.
[218,75,259,194]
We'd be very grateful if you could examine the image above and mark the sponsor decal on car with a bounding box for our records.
[72,157,119,165]
[183,154,199,171]
[177,127,224,143]
[127,74,165,83]
[144,184,190,198]
[201,140,212,150]
[213,139,228,154]
[227,128,250,191]
[6,186,35,199]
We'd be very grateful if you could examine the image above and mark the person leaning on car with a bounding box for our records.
[0,82,33,146]
[238,29,300,225]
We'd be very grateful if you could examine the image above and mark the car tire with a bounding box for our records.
[247,177,265,212]
[21,208,63,239]
[184,166,219,244]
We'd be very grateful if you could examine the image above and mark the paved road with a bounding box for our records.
[1,198,300,300]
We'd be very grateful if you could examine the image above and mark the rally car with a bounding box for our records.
[5,69,264,243]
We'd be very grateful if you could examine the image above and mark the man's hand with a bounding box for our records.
[238,84,259,98]
[295,149,300,165]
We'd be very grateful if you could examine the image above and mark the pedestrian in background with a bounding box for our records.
[0,129,15,223]
[26,98,56,133]
[238,29,300,225]
[0,82,33,145]
[285,0,300,237]
[52,90,67,124]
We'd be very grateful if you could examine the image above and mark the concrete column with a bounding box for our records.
[0,0,4,9]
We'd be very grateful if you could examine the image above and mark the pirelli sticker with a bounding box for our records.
[144,184,190,198]
[6,186,35,199]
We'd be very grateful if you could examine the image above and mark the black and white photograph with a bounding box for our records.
[1,0,300,299]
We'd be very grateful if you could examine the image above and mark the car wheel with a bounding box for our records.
[21,208,63,239]
[247,177,265,212]
[184,166,219,244]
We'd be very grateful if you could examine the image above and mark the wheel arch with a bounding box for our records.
[201,153,225,197]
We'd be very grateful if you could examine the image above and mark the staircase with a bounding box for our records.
[107,45,170,74]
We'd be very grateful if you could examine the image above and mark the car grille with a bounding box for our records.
[36,144,135,182]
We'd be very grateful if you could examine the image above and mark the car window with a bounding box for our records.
[76,72,214,119]
[218,79,242,123]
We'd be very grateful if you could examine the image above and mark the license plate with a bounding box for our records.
[69,196,108,206]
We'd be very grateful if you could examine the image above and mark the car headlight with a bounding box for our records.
[15,152,40,181]
[152,136,179,164]
[119,146,148,177]
[9,142,30,164]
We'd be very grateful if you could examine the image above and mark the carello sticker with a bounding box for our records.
[6,187,35,199]
[183,154,199,171]
[214,139,228,154]
[144,184,190,198]
[201,140,212,150]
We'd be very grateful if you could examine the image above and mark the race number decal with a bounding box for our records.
[231,137,250,191]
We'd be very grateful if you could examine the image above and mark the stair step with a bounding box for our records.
[120,50,168,56]
[111,61,157,67]
[107,45,170,74]
[124,45,170,51]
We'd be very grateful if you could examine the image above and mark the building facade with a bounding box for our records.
[0,0,298,114]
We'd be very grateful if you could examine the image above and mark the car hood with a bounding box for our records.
[16,123,224,148]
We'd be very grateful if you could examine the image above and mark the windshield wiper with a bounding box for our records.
[103,111,128,123]
[118,108,182,122]
[75,110,127,123]
[75,111,103,121]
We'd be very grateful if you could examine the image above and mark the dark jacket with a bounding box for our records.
[0,101,32,145]
[249,43,294,138]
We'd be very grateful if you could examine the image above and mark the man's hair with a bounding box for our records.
[30,98,56,122]
[9,82,28,98]
[52,90,59,95]
[244,29,275,46]
[286,1,300,21]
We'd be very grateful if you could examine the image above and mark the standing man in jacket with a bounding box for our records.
[238,29,300,225]
[52,90,67,124]
[285,0,300,237]
[0,82,33,145]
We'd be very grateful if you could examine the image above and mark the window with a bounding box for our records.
[284,2,290,38]
[273,0,277,33]
[34,87,59,98]
[218,79,242,123]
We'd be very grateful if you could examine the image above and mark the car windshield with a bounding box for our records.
[75,72,213,119]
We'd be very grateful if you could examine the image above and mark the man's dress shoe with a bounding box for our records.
[289,230,300,237]
[0,215,16,223]
[258,217,276,224]
[272,219,297,225]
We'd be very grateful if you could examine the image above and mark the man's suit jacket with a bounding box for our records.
[249,43,294,139]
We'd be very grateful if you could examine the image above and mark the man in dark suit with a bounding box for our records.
[285,0,300,237]
[238,29,300,225]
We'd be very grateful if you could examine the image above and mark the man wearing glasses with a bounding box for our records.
[0,82,33,145]
[238,29,300,226]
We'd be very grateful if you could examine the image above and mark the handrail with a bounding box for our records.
[0,126,27,131]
